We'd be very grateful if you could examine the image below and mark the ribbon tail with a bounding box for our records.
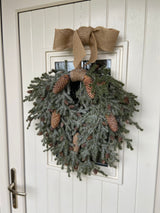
[88,32,97,64]
[73,31,86,68]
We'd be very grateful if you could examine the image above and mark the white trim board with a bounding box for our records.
[46,41,128,184]
[0,8,10,213]
[154,125,160,213]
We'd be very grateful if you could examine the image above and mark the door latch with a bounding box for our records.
[8,168,26,208]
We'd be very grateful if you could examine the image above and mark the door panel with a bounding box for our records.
[118,1,146,212]
[135,1,160,212]
[107,0,126,42]
[20,2,122,212]
[2,0,160,212]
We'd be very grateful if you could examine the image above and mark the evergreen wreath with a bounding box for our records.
[24,64,142,180]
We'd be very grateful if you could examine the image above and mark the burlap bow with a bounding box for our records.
[53,26,119,68]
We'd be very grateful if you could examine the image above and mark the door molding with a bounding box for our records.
[0,3,10,212]
[17,0,90,13]
[154,124,160,213]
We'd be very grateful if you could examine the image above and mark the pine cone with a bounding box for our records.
[93,169,98,175]
[69,105,75,109]
[53,74,70,94]
[102,160,106,164]
[74,165,79,170]
[105,153,110,159]
[105,114,118,132]
[60,122,64,128]
[60,136,64,141]
[64,100,69,105]
[83,75,95,99]
[69,146,74,151]
[124,96,129,104]
[97,81,105,86]
[73,133,79,152]
[37,131,43,136]
[87,135,93,140]
[81,143,86,148]
[27,90,33,94]
[51,110,60,129]
[118,137,122,142]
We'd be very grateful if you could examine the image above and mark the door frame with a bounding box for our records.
[0,2,11,212]
[154,128,160,213]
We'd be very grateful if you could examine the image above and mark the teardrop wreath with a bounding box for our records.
[24,65,142,180]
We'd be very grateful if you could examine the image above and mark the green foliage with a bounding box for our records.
[24,65,142,180]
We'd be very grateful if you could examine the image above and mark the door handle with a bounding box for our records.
[8,168,26,208]
[8,182,26,196]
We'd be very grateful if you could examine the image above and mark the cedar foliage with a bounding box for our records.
[24,64,142,180]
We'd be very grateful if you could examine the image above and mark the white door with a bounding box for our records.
[2,0,160,213]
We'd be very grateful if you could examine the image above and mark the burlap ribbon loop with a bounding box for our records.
[53,26,119,68]
[70,68,86,82]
